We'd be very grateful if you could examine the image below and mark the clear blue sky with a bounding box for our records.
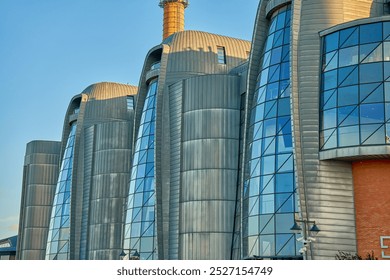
[0,0,259,240]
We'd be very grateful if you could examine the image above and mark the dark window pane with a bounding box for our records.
[384,22,390,41]
[338,86,358,106]
[276,11,286,31]
[276,154,293,173]
[277,134,293,153]
[273,30,284,47]
[277,98,290,116]
[264,100,277,119]
[275,173,294,193]
[280,62,289,80]
[277,116,291,134]
[322,89,337,109]
[323,69,337,90]
[360,43,382,63]
[276,234,295,255]
[282,45,290,62]
[283,26,291,44]
[340,27,359,48]
[360,83,383,103]
[338,65,358,87]
[271,47,282,65]
[360,23,382,44]
[268,65,280,83]
[360,63,383,84]
[275,193,294,213]
[338,106,359,126]
[360,103,384,124]
[324,32,339,53]
[385,62,390,81]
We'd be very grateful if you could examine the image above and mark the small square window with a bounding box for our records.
[217,46,226,64]
[127,96,134,110]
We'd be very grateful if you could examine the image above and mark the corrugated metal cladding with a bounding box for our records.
[165,31,251,82]
[17,141,61,260]
[74,82,137,260]
[175,75,241,259]
[149,30,250,260]
[29,82,138,260]
[168,81,183,259]
[289,0,385,259]
[87,122,133,260]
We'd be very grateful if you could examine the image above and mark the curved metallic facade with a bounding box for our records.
[17,141,61,260]
[177,74,241,259]
[241,0,389,260]
[124,30,250,260]
[43,82,137,260]
[290,0,386,259]
[18,1,390,261]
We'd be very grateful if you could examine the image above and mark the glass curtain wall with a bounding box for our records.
[46,123,77,260]
[243,5,299,258]
[320,21,390,150]
[124,79,158,260]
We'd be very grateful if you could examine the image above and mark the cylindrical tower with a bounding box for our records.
[159,0,189,40]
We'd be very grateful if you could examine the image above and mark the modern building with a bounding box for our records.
[240,0,390,260]
[17,0,390,260]
[17,141,61,260]
[122,30,250,260]
[0,236,17,260]
[17,82,137,260]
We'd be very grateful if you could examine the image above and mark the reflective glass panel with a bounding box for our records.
[244,5,298,259]
[45,123,77,260]
[124,79,158,260]
[321,23,390,150]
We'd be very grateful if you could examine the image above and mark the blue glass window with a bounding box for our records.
[46,123,77,260]
[321,21,390,150]
[244,4,298,259]
[124,79,158,260]
[360,23,382,44]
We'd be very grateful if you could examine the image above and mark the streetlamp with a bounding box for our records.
[119,249,140,260]
[290,219,320,259]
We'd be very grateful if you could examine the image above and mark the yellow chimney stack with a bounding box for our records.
[159,0,189,40]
